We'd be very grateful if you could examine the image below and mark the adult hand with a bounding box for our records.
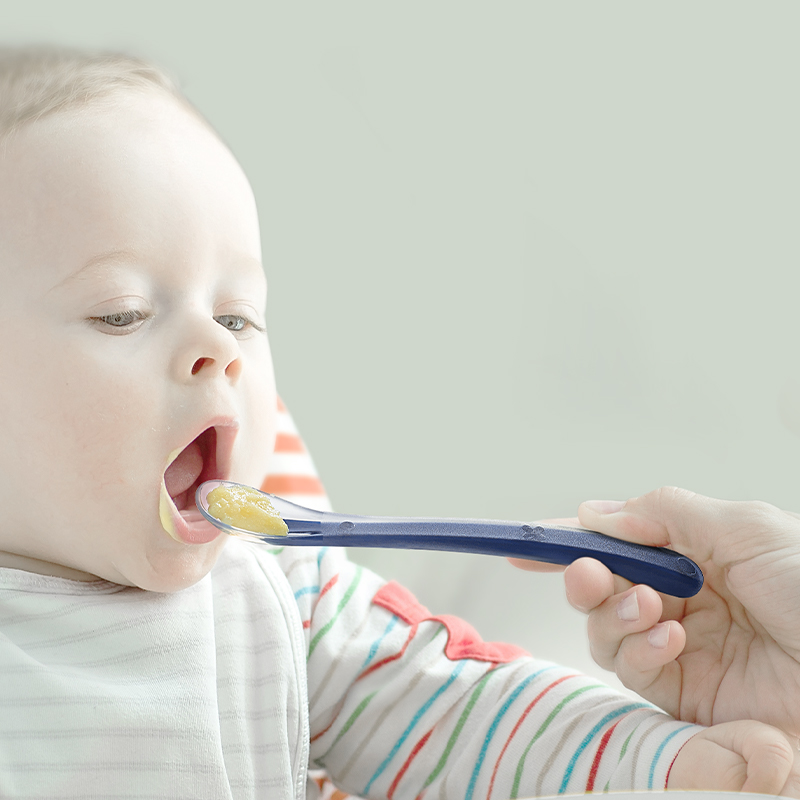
[510,487,800,737]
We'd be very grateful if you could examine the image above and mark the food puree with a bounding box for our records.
[206,485,289,536]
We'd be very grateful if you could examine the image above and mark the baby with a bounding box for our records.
[0,44,795,799]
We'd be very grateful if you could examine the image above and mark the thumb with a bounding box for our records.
[577,486,798,568]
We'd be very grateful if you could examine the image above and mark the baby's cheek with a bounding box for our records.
[240,366,277,482]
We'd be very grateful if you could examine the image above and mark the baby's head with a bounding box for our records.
[0,46,277,592]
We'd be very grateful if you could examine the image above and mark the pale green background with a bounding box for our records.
[5,2,799,693]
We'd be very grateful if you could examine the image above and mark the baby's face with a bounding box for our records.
[0,90,277,591]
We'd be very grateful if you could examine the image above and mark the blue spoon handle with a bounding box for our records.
[317,519,702,598]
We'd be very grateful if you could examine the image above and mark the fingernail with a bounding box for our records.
[617,591,640,621]
[648,622,670,649]
[583,500,625,514]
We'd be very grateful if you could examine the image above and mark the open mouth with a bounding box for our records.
[164,427,218,513]
[160,424,237,545]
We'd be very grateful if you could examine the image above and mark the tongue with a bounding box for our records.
[164,441,204,498]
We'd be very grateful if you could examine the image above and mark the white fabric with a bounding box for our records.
[0,536,702,799]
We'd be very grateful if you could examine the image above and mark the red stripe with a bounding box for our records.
[302,619,311,629]
[664,745,686,789]
[388,727,434,799]
[274,432,306,453]
[318,573,339,603]
[585,719,620,791]
[310,715,337,744]
[487,674,577,800]
[261,474,326,495]
[357,624,419,682]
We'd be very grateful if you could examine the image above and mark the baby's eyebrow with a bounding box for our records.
[52,248,143,291]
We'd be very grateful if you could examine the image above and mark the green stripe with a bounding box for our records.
[314,691,378,766]
[511,684,602,798]
[308,566,363,659]
[620,727,636,760]
[603,725,639,792]
[422,670,494,788]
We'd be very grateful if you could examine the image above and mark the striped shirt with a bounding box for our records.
[0,399,701,799]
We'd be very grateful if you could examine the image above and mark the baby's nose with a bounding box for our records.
[191,356,242,381]
[192,354,242,381]
[174,318,243,383]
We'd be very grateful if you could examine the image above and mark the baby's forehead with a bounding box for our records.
[0,93,261,297]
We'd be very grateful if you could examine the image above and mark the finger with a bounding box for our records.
[506,558,565,573]
[563,557,631,613]
[577,486,798,567]
[583,583,667,670]
[613,620,686,713]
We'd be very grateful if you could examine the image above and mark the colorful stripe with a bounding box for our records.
[308,566,362,659]
[558,705,643,793]
[387,727,434,799]
[586,719,621,791]
[486,673,576,799]
[648,724,695,789]
[315,692,378,758]
[464,666,557,800]
[362,659,467,795]
[262,474,326,496]
[274,432,306,453]
[421,668,495,791]
[510,684,605,798]
[357,624,419,682]
[361,616,399,671]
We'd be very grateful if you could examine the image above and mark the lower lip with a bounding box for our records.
[159,481,222,545]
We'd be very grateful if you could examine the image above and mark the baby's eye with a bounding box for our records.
[102,311,142,326]
[214,314,265,334]
[88,309,148,334]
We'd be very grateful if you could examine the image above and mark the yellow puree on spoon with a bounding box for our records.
[206,485,289,536]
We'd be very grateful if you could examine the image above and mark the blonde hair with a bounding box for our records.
[0,44,198,141]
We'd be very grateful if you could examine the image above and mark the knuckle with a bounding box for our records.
[745,498,781,521]
[655,486,697,510]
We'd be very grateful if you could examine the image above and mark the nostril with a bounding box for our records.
[192,357,210,375]
[225,358,242,381]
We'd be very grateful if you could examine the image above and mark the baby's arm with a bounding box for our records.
[278,545,790,798]
[278,546,800,797]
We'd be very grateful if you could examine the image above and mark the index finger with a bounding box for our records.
[577,486,798,568]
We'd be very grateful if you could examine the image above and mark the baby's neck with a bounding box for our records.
[0,551,99,582]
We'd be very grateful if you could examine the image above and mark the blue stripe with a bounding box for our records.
[362,659,467,795]
[648,723,696,789]
[361,616,399,670]
[558,704,645,793]
[465,665,557,800]
[294,585,319,600]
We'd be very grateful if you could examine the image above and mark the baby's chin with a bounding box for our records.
[79,531,231,593]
